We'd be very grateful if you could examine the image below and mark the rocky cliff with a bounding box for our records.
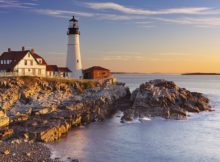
[0,77,213,142]
[0,77,130,142]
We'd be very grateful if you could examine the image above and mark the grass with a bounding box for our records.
[0,76,99,91]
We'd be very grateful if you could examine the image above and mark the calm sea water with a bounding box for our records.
[49,74,220,162]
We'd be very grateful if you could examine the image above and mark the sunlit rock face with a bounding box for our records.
[0,111,9,128]
[121,79,212,122]
[0,77,130,142]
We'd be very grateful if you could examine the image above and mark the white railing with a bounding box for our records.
[0,72,18,77]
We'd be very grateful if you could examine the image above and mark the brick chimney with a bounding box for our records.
[8,48,11,52]
[22,46,25,51]
[31,48,35,54]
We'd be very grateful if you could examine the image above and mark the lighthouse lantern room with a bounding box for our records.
[66,16,83,79]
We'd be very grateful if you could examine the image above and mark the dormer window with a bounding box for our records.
[37,59,42,64]
[24,60,27,65]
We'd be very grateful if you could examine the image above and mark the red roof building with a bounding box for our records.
[0,47,71,78]
[83,66,111,79]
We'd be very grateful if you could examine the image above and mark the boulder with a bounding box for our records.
[122,79,212,121]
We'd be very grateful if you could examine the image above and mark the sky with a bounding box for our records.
[1,0,220,73]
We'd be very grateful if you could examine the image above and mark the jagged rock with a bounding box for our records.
[121,109,135,123]
[0,77,130,142]
[32,106,57,115]
[0,111,9,128]
[122,79,212,121]
[2,149,10,155]
[0,128,13,139]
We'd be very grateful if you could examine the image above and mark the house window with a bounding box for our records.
[38,59,42,64]
[38,69,41,75]
[33,69,36,75]
[7,60,10,64]
[30,60,33,66]
[0,60,2,64]
[28,69,31,72]
[24,60,27,65]
[4,60,6,64]
[22,69,25,75]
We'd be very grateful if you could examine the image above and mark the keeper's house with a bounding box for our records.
[0,47,71,77]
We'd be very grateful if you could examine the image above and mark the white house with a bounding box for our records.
[0,47,71,77]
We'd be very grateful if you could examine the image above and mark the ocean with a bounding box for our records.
[48,74,220,162]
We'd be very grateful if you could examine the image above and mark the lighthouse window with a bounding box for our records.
[77,60,79,63]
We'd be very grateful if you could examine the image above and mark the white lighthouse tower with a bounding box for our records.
[66,16,83,78]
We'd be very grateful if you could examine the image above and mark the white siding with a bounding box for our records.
[14,52,46,77]
[66,34,83,78]
[46,71,59,77]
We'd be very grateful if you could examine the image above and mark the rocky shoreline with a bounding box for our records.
[0,77,213,161]
[0,139,53,162]
[0,76,130,161]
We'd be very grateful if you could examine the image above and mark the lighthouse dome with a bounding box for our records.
[69,16,78,22]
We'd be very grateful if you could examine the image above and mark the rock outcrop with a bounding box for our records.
[0,77,213,141]
[0,111,9,128]
[0,77,130,142]
[121,79,212,122]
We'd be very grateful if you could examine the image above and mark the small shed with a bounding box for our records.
[58,67,71,78]
[83,66,111,79]
[46,65,59,77]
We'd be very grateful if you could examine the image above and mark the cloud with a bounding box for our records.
[95,13,143,21]
[85,2,211,15]
[34,9,94,18]
[33,8,144,21]
[154,17,220,27]
[89,53,146,61]
[2,1,220,28]
[0,0,38,8]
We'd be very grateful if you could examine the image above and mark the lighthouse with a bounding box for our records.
[66,16,83,79]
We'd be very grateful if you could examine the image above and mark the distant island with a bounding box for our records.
[112,72,163,74]
[112,72,146,74]
[113,72,220,75]
[182,73,220,75]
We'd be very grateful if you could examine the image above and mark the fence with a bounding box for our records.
[0,72,18,77]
